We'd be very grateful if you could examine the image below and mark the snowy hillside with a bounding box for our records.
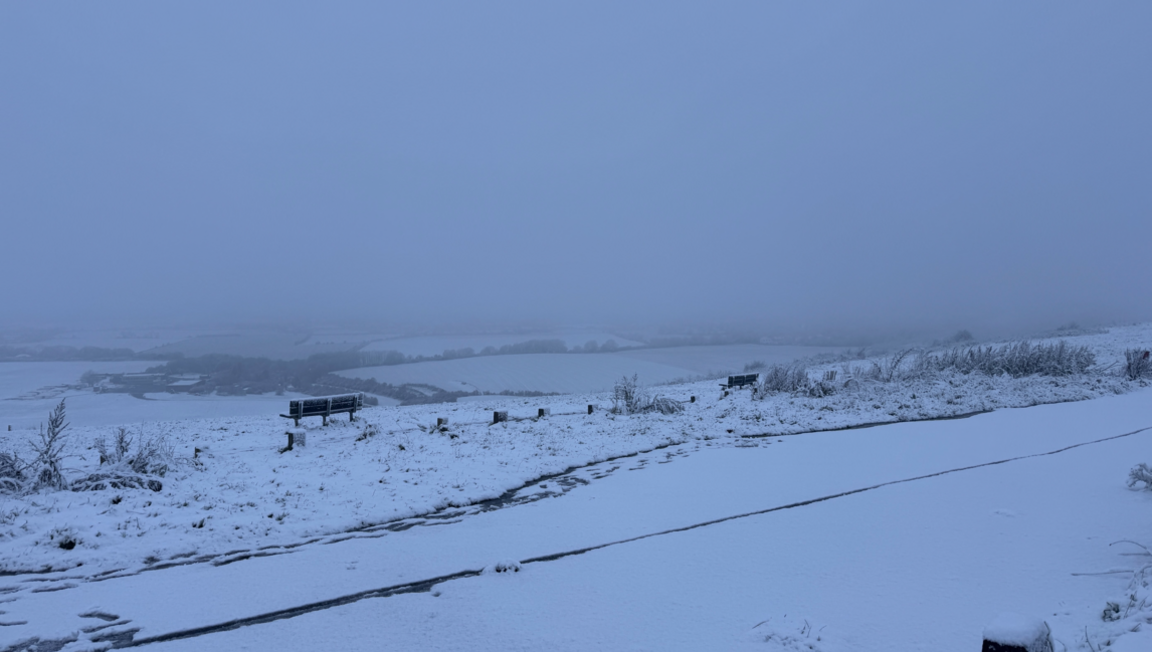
[0,323,1150,650]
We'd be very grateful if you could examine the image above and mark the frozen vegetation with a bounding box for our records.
[0,323,1151,650]
[1,324,1148,572]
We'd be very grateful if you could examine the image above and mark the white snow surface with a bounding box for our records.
[0,323,1150,650]
[336,344,842,394]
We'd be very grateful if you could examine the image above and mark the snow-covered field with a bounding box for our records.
[0,362,155,401]
[142,331,357,360]
[335,344,841,394]
[359,329,644,356]
[0,358,315,431]
[0,324,1150,650]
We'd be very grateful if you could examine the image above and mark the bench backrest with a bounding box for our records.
[728,373,759,387]
[288,393,364,418]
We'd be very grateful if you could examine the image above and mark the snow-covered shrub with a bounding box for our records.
[611,374,648,415]
[30,400,70,492]
[94,427,174,477]
[912,340,1094,378]
[75,427,175,493]
[1127,463,1152,490]
[857,350,914,383]
[72,472,162,492]
[1123,349,1151,381]
[752,363,812,397]
[803,370,839,398]
[610,375,684,414]
[649,395,685,415]
[0,451,26,495]
[752,365,838,399]
[45,525,79,551]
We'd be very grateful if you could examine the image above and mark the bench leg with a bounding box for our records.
[323,415,328,426]
[294,417,300,427]
[349,410,355,423]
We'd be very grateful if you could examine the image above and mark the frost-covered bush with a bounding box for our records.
[94,427,174,477]
[0,451,26,495]
[805,370,839,398]
[913,340,1094,378]
[30,400,70,492]
[752,364,839,399]
[751,366,843,400]
[649,395,685,415]
[75,427,175,493]
[611,374,648,415]
[857,350,914,383]
[1123,349,1151,381]
[1127,463,1152,490]
[752,363,812,397]
[610,375,684,415]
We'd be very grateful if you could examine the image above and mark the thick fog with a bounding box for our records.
[2,2,1149,339]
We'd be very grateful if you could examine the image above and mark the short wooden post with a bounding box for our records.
[437,417,449,427]
[690,396,696,403]
[285,431,294,451]
[587,404,594,414]
[493,411,508,424]
[537,408,550,418]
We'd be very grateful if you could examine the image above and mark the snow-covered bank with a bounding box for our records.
[0,324,1149,579]
[3,386,1151,652]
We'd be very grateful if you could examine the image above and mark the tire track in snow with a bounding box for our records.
[107,423,1152,649]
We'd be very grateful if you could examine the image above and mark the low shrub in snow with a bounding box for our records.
[1127,463,1152,491]
[1123,349,1151,381]
[753,363,812,396]
[72,426,176,493]
[29,400,70,492]
[857,349,915,383]
[752,365,838,399]
[1,400,71,495]
[0,451,26,495]
[44,525,79,551]
[610,375,685,415]
[93,427,175,477]
[911,340,1095,378]
[612,374,647,414]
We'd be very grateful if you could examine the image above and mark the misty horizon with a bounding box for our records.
[3,2,1149,341]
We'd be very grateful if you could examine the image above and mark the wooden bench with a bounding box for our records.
[280,393,365,426]
[719,373,759,390]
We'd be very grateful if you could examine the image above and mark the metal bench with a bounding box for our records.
[280,393,364,426]
[719,373,759,390]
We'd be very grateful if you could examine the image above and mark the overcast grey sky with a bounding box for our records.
[2,2,1149,337]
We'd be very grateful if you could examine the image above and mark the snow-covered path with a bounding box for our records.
[4,389,1152,651]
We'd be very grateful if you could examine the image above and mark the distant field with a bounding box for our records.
[143,332,359,360]
[615,344,844,376]
[360,330,644,357]
[334,344,841,395]
[0,361,380,431]
[0,360,156,400]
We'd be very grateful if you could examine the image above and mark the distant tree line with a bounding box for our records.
[0,345,173,362]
